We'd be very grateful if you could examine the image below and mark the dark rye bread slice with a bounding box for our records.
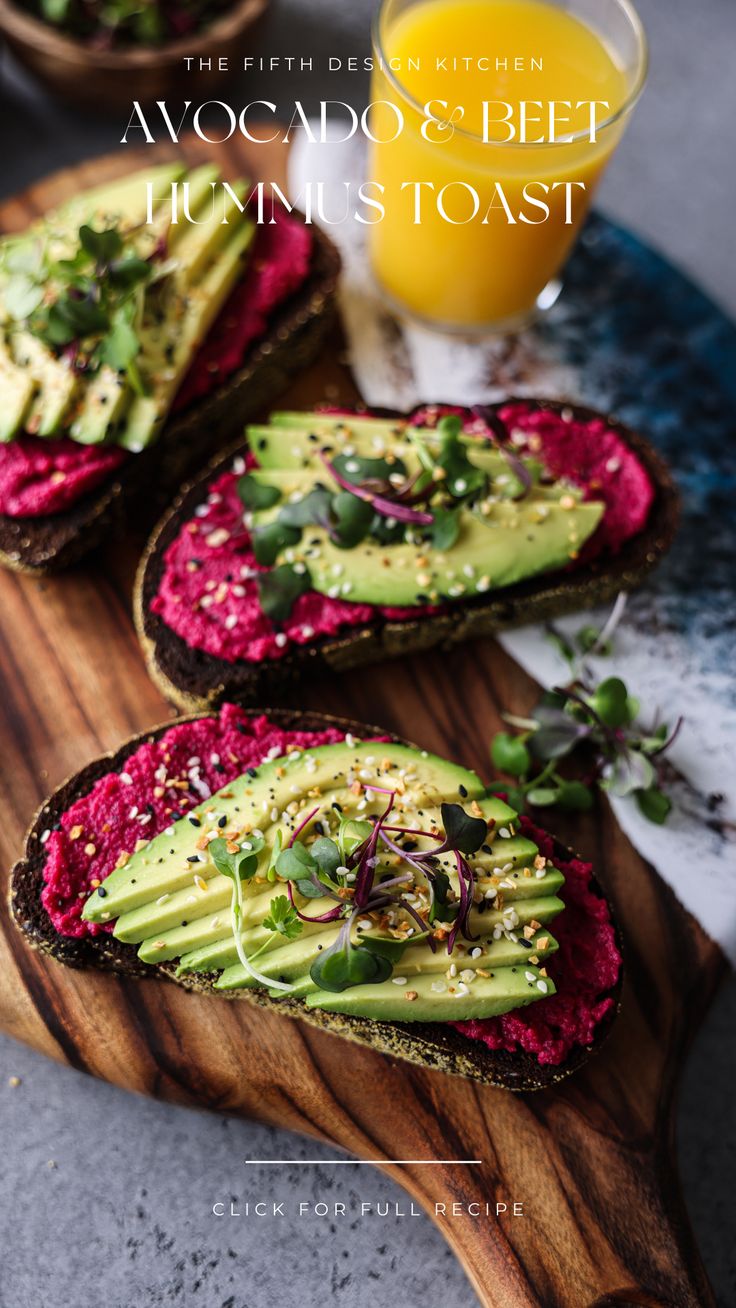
[135,398,680,713]
[0,222,340,576]
[9,708,622,1090]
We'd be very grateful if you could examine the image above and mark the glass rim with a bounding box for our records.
[371,0,649,149]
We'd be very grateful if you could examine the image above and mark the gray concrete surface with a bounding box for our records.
[1,1,735,1304]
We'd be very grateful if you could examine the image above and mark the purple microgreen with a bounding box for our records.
[285,880,345,924]
[471,405,533,500]
[447,851,477,952]
[319,451,434,525]
[287,806,321,847]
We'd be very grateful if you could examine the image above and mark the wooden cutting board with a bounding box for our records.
[0,136,726,1308]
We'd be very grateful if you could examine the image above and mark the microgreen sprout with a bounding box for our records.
[0,220,168,395]
[490,595,682,823]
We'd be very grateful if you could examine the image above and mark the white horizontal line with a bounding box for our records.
[245,1159,482,1165]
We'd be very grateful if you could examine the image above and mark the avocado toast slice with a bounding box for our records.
[0,163,340,573]
[135,399,678,712]
[10,706,622,1090]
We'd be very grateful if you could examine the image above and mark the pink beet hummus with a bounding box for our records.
[151,402,654,665]
[41,704,344,939]
[40,707,620,1066]
[452,814,620,1066]
[0,212,312,520]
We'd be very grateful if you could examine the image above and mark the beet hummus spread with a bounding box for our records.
[151,402,654,665]
[452,815,620,1065]
[0,212,312,520]
[41,705,344,939]
[39,706,621,1067]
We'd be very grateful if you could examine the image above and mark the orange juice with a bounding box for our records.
[369,0,644,329]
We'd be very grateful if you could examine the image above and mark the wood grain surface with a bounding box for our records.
[0,138,727,1308]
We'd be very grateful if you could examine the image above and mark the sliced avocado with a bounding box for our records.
[0,333,35,441]
[305,964,556,1023]
[467,894,563,937]
[118,217,255,452]
[170,909,337,972]
[215,923,559,993]
[174,177,250,282]
[251,478,602,606]
[84,738,569,1029]
[49,162,186,237]
[68,365,131,447]
[214,926,339,989]
[249,413,505,473]
[11,332,78,437]
[83,740,485,923]
[249,413,411,469]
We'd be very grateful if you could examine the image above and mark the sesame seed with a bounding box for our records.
[392,976,408,985]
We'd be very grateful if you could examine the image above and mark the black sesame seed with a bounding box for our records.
[459,784,468,798]
[246,767,258,778]
[98,887,107,897]
[218,816,227,828]
[188,817,201,828]
[187,855,200,863]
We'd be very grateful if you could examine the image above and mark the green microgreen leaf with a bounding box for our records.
[309,934,392,993]
[554,780,594,812]
[436,415,487,501]
[439,802,488,855]
[256,563,311,625]
[3,275,44,320]
[526,786,559,807]
[528,703,589,761]
[490,732,530,778]
[295,878,326,899]
[275,841,316,880]
[429,869,458,925]
[251,523,302,568]
[635,786,671,824]
[79,224,124,264]
[337,817,372,860]
[107,254,151,290]
[361,933,420,962]
[262,895,303,939]
[278,487,333,529]
[309,836,342,878]
[238,474,282,512]
[332,453,406,484]
[588,676,632,729]
[99,307,139,372]
[430,505,461,552]
[331,491,374,548]
[208,836,259,883]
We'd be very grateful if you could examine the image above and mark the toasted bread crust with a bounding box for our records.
[0,223,340,575]
[134,399,679,713]
[10,707,622,1089]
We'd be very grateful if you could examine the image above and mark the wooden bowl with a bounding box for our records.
[0,0,269,110]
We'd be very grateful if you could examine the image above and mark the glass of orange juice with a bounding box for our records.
[368,0,648,332]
